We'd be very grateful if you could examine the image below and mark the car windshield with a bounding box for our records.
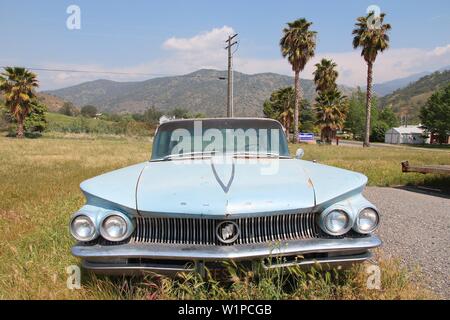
[151,119,290,160]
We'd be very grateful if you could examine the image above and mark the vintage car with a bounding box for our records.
[70,118,381,275]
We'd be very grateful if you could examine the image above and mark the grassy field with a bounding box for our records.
[1,135,447,299]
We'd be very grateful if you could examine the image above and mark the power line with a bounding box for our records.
[1,66,170,77]
[0,66,232,81]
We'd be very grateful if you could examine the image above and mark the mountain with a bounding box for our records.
[373,65,450,96]
[379,70,450,119]
[36,93,67,112]
[373,71,431,96]
[44,69,354,117]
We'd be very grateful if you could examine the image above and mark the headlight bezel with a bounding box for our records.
[99,211,134,242]
[354,207,380,234]
[70,214,98,242]
[321,208,353,236]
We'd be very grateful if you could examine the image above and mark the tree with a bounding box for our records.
[345,88,380,140]
[352,11,391,147]
[315,89,349,143]
[280,18,317,143]
[25,100,48,133]
[0,67,39,138]
[59,102,78,117]
[300,100,316,133]
[313,59,338,93]
[263,87,295,135]
[170,108,191,119]
[143,106,163,125]
[378,106,399,128]
[81,105,98,118]
[420,84,450,144]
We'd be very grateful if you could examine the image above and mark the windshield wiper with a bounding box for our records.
[161,151,217,161]
[232,152,285,158]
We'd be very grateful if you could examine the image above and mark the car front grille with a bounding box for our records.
[131,213,320,246]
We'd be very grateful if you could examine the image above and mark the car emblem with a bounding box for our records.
[216,221,240,244]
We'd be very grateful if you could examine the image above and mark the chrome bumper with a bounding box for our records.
[72,236,381,274]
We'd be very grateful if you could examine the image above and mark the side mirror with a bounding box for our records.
[295,148,304,159]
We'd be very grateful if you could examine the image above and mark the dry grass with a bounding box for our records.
[289,143,450,192]
[0,135,444,299]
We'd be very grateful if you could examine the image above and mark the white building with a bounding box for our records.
[159,115,175,125]
[384,125,429,144]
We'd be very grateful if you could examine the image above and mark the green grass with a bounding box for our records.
[0,136,444,299]
[45,112,153,136]
[289,143,450,192]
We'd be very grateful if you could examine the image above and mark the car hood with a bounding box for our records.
[136,158,316,218]
[80,159,367,218]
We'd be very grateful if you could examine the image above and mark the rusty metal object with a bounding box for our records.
[402,161,450,175]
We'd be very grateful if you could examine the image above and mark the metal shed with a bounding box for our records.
[384,125,429,144]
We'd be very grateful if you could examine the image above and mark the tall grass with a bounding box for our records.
[289,143,450,191]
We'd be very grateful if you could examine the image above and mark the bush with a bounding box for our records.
[371,121,389,142]
[59,102,79,116]
[25,101,48,133]
[80,105,98,118]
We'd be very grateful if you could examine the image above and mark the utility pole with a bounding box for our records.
[225,34,238,117]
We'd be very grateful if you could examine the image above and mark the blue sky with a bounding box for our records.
[1,0,449,89]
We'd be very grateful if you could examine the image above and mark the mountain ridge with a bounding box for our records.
[44,69,354,117]
[379,69,450,119]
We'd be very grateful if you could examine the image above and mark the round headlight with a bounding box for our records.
[355,208,379,234]
[323,210,351,235]
[70,215,97,241]
[100,215,128,241]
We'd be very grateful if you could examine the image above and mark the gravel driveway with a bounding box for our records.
[364,187,450,299]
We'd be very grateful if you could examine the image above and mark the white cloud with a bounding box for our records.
[163,26,235,52]
[34,26,450,90]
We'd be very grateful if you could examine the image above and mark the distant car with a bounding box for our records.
[70,118,381,275]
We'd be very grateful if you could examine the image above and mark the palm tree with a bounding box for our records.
[313,59,338,93]
[0,67,39,138]
[263,87,295,135]
[315,89,349,143]
[280,18,317,143]
[276,87,295,135]
[352,12,391,147]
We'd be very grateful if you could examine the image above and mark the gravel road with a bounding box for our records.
[364,187,450,299]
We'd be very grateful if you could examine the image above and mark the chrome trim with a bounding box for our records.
[73,235,381,261]
[353,207,380,234]
[262,252,372,269]
[70,214,98,242]
[82,261,195,275]
[320,209,353,236]
[79,250,375,275]
[132,213,319,246]
[99,211,134,242]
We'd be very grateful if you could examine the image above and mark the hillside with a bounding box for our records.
[379,70,450,119]
[373,71,431,96]
[44,69,354,117]
[36,93,67,112]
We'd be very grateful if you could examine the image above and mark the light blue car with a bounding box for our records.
[70,118,381,275]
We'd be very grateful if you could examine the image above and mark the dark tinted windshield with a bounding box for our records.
[151,119,290,160]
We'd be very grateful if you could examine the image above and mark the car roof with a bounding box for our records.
[160,117,281,125]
